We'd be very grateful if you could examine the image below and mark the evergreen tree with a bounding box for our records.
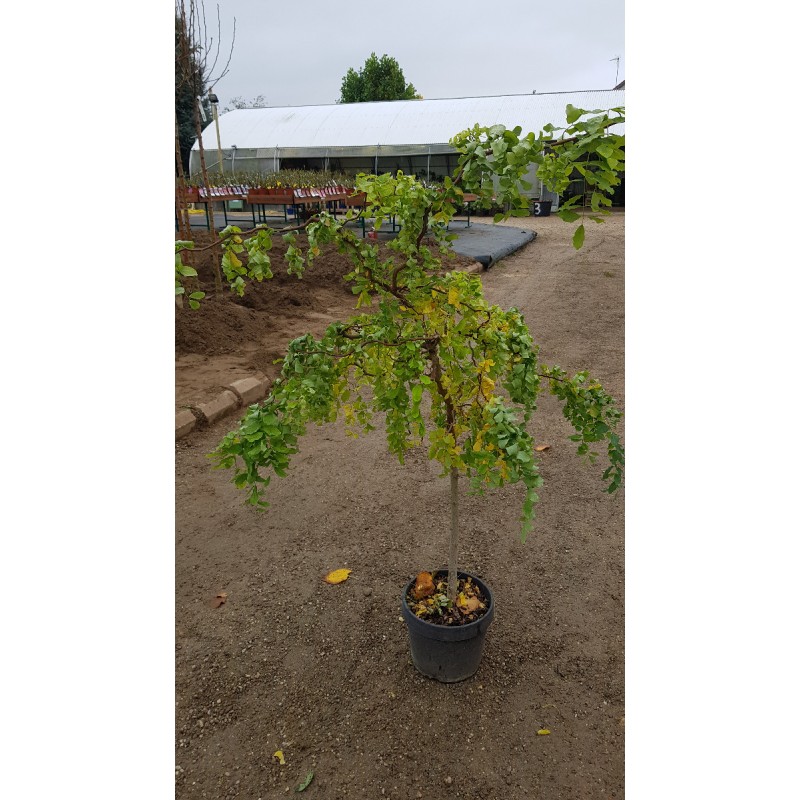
[339,53,420,103]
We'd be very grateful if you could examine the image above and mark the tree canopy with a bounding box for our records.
[338,53,420,103]
[175,13,207,172]
[223,95,268,112]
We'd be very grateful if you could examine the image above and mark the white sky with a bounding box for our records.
[199,0,624,108]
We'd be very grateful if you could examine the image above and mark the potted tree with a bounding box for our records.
[211,106,625,682]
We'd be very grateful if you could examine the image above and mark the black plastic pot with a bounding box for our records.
[401,571,495,683]
[532,199,552,217]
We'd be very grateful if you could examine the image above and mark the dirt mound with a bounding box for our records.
[175,229,480,407]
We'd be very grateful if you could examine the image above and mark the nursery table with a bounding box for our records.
[246,192,295,224]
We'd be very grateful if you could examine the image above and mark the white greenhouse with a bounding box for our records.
[189,89,624,198]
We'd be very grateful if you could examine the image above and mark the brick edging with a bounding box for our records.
[175,376,270,440]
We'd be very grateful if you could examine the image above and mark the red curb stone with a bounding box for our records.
[195,389,240,426]
[225,376,267,406]
[175,409,198,439]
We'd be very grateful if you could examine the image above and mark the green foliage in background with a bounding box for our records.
[339,52,421,103]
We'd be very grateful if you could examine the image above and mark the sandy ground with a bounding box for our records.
[175,212,625,799]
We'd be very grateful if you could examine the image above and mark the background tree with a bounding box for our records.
[338,53,420,103]
[175,12,208,174]
[223,95,268,112]
[175,0,236,295]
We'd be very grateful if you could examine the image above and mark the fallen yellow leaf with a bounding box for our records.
[210,592,228,609]
[537,729,551,736]
[534,444,551,452]
[324,568,352,584]
[273,750,286,765]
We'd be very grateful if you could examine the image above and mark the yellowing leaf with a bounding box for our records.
[355,290,370,308]
[537,729,551,736]
[448,287,461,308]
[273,750,286,765]
[534,444,551,452]
[457,593,480,613]
[324,568,352,584]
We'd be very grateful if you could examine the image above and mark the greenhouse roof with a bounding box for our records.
[192,90,625,155]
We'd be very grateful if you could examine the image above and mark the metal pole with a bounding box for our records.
[212,102,224,175]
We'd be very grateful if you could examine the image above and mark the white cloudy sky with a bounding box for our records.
[196,0,624,109]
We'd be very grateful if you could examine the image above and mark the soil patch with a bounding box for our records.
[176,232,479,411]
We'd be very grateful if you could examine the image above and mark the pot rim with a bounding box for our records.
[401,570,494,640]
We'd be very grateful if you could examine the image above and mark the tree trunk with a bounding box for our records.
[191,97,223,297]
[427,339,461,604]
[448,466,459,602]
[175,117,192,241]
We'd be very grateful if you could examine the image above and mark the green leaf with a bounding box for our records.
[558,195,584,210]
[596,143,614,159]
[411,385,423,403]
[297,771,314,792]
[565,104,584,124]
[572,224,585,250]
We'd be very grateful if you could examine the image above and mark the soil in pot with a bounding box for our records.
[405,571,490,626]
